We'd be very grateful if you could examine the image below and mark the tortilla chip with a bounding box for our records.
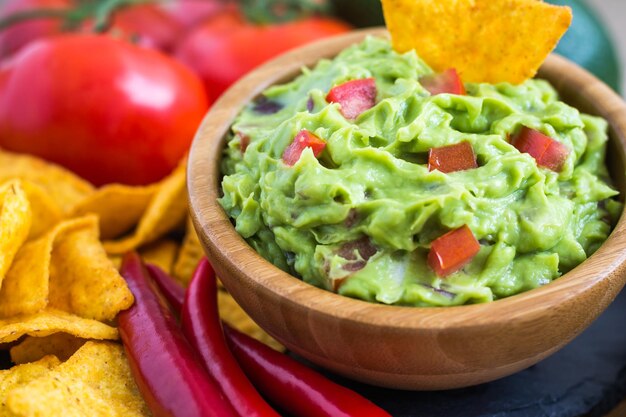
[6,342,149,417]
[140,239,179,276]
[0,309,118,344]
[0,216,133,320]
[218,290,284,352]
[48,216,133,321]
[108,255,122,270]
[0,227,58,317]
[0,181,31,292]
[381,0,572,84]
[20,181,63,241]
[71,183,158,240]
[173,217,204,286]
[104,160,188,254]
[0,356,60,415]
[10,334,87,365]
[0,149,94,213]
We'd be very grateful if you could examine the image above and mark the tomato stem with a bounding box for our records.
[0,0,160,34]
[0,9,71,32]
[91,0,155,32]
[240,0,333,25]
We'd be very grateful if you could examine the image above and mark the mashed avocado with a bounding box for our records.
[219,37,621,307]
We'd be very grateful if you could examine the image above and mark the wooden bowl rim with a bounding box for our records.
[188,28,626,331]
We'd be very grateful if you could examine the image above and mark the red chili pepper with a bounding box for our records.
[150,258,390,417]
[224,324,392,417]
[181,258,280,417]
[118,252,236,417]
[145,263,185,313]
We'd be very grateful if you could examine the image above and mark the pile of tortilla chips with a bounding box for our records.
[0,148,281,416]
[382,0,572,84]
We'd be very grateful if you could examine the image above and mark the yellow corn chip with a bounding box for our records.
[381,0,572,84]
[0,181,31,292]
[108,255,122,270]
[48,216,133,321]
[173,217,204,286]
[6,342,149,417]
[19,181,63,241]
[71,183,158,240]
[0,228,59,317]
[0,216,133,320]
[104,159,188,254]
[218,290,284,352]
[0,309,118,344]
[0,356,60,415]
[10,334,87,365]
[0,149,94,213]
[140,239,179,276]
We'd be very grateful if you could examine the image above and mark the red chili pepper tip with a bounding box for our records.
[118,252,236,417]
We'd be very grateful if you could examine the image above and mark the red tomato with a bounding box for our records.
[428,225,480,277]
[0,34,209,186]
[282,130,326,166]
[175,10,351,101]
[157,0,227,31]
[0,0,70,58]
[326,78,377,120]
[109,4,183,52]
[428,141,477,173]
[420,68,466,96]
[511,127,569,172]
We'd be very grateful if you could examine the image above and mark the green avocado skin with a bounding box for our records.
[331,0,621,92]
[219,38,620,306]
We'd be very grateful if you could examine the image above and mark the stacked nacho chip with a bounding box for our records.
[4,343,149,417]
[382,0,572,84]
[0,147,281,416]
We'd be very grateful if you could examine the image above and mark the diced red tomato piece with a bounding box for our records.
[428,141,477,173]
[326,78,377,120]
[419,68,466,95]
[511,127,569,172]
[282,130,326,166]
[237,132,250,153]
[540,142,570,171]
[428,225,480,277]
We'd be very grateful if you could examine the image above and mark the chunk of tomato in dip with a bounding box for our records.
[419,68,465,95]
[428,142,477,173]
[428,225,480,277]
[326,78,377,120]
[511,127,569,172]
[282,130,326,166]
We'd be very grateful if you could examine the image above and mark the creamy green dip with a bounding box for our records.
[219,37,621,306]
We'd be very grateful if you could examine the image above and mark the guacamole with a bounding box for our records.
[219,37,621,307]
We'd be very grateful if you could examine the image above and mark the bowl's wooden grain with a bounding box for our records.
[188,29,626,390]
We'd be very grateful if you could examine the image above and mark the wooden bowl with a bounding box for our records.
[188,29,626,390]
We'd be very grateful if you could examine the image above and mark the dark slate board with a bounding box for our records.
[315,288,626,417]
